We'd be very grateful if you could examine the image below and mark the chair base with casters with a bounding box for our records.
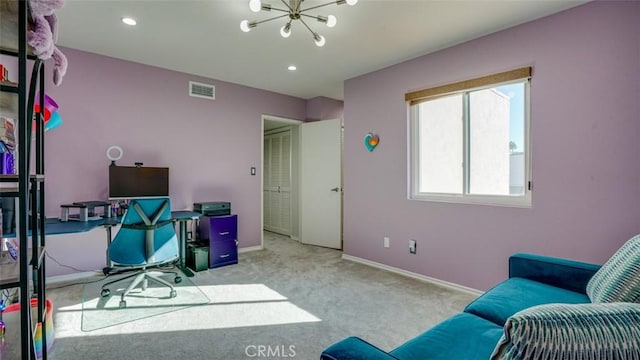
[100,265,182,308]
[101,198,183,309]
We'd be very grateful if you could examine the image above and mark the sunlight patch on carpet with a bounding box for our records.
[55,283,321,337]
[79,270,209,331]
[203,284,289,303]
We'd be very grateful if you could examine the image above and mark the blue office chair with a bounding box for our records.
[100,198,182,308]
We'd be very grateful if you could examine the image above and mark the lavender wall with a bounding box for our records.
[2,47,307,252]
[343,2,640,291]
[306,96,344,121]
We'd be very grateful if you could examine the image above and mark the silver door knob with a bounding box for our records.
[330,187,340,192]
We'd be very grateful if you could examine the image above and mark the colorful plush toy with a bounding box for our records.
[27,0,67,86]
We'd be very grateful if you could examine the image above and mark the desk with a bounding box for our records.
[170,210,201,277]
[101,218,120,275]
[3,217,121,279]
[27,212,201,278]
[3,217,114,237]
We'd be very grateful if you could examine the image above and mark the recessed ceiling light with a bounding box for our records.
[121,17,137,26]
[288,65,297,71]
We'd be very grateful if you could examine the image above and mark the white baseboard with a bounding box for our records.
[239,245,263,253]
[341,254,483,297]
[47,271,101,286]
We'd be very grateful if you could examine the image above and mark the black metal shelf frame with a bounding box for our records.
[0,1,48,359]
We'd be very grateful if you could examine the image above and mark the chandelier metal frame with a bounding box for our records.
[240,0,358,47]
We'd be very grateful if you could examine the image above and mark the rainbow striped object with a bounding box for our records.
[4,298,54,358]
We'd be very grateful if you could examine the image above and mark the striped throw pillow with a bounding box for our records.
[491,302,640,360]
[586,234,640,303]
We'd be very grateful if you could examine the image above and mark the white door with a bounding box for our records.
[300,119,342,249]
[263,130,292,235]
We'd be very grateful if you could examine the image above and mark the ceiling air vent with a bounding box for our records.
[189,81,215,100]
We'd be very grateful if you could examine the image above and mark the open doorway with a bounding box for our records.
[261,115,344,251]
[261,115,303,248]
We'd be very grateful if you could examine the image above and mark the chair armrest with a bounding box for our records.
[321,337,399,360]
[509,253,601,294]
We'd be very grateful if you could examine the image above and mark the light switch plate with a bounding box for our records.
[409,239,417,254]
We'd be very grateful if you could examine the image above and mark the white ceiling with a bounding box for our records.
[56,0,586,100]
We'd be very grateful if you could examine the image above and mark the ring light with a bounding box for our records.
[106,145,123,166]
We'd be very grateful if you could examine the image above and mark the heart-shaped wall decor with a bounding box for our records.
[364,133,380,152]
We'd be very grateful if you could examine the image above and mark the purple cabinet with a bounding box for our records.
[199,214,238,268]
[199,214,237,241]
[210,238,238,268]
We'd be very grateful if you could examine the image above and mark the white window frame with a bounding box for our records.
[408,79,532,208]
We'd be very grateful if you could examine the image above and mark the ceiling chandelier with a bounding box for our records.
[240,0,358,47]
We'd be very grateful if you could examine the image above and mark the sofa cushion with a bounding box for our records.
[389,313,503,360]
[490,302,640,359]
[586,234,640,303]
[465,277,590,326]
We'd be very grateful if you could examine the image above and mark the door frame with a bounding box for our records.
[261,115,303,249]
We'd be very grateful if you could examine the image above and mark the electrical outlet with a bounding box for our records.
[383,237,390,248]
[409,239,417,254]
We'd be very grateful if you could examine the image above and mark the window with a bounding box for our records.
[407,67,531,207]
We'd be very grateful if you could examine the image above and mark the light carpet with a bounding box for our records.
[46,232,476,360]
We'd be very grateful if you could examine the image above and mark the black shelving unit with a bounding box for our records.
[0,0,48,359]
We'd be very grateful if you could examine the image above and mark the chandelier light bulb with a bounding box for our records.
[314,34,326,47]
[240,20,252,32]
[326,15,337,28]
[249,0,262,12]
[280,23,292,38]
[346,0,358,5]
[121,17,137,26]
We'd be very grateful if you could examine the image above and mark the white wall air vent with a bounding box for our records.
[189,81,215,100]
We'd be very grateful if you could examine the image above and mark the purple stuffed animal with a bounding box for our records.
[27,0,67,85]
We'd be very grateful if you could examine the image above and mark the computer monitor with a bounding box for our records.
[108,166,169,200]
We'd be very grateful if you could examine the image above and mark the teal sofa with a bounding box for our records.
[321,242,640,360]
